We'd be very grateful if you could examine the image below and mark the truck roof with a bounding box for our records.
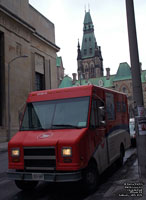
[27,85,93,102]
[27,85,126,102]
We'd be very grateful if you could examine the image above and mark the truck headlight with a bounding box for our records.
[62,147,72,157]
[11,148,20,157]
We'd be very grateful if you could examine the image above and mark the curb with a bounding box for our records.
[0,142,8,152]
[0,172,7,179]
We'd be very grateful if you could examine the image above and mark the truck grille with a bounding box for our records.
[24,147,56,171]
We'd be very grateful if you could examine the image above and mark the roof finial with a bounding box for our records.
[84,5,86,13]
[77,39,80,48]
[88,4,90,12]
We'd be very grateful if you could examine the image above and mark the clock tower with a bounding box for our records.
[77,10,103,80]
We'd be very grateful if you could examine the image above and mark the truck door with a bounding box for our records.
[90,97,109,173]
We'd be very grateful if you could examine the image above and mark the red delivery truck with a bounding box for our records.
[8,85,130,192]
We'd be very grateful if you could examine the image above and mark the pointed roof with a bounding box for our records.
[113,62,132,81]
[59,75,72,88]
[84,11,93,26]
[56,56,61,67]
[81,11,97,59]
[77,40,81,60]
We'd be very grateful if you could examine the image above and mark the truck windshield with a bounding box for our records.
[20,96,90,130]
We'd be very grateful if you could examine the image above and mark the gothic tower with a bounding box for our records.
[77,10,103,80]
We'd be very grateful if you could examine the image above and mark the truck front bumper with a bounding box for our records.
[7,170,82,182]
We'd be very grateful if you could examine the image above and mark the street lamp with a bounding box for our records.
[7,55,28,141]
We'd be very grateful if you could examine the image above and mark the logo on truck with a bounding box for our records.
[37,133,53,139]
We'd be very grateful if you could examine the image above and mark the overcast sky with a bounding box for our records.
[29,0,146,77]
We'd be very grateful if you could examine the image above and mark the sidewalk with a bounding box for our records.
[0,142,8,152]
[102,159,146,200]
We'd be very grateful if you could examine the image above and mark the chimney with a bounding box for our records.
[72,73,77,84]
[106,68,110,80]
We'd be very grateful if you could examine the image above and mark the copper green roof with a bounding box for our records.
[73,75,115,88]
[113,62,131,81]
[141,70,146,82]
[58,63,146,89]
[81,11,96,59]
[84,11,93,25]
[81,32,96,59]
[56,56,61,67]
[59,75,72,88]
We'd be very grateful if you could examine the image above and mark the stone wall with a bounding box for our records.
[113,79,146,117]
[0,0,59,142]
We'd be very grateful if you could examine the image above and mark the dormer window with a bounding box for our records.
[84,49,87,55]
[90,48,92,54]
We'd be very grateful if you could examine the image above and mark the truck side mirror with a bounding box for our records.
[99,106,105,114]
[100,120,106,126]
[18,112,23,127]
[99,106,106,126]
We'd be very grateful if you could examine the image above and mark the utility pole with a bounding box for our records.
[126,0,146,178]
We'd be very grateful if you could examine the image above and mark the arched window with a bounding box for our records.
[121,86,128,95]
[120,84,129,95]
[85,64,88,72]
[122,87,127,93]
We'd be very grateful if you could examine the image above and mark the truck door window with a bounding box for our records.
[105,93,115,120]
[90,100,96,128]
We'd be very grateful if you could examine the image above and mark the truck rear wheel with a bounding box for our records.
[15,180,38,191]
[82,161,99,193]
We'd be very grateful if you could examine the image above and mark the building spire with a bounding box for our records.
[77,39,80,48]
[77,10,104,78]
[77,39,81,60]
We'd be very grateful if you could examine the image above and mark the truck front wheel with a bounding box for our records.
[15,180,38,191]
[82,161,99,193]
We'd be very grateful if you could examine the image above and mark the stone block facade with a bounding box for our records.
[0,0,59,142]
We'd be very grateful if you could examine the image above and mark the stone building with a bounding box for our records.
[77,10,103,80]
[59,62,146,118]
[59,11,146,117]
[0,0,60,142]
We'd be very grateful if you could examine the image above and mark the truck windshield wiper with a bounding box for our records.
[51,124,82,129]
[20,126,45,131]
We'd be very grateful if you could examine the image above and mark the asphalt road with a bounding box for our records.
[0,148,137,200]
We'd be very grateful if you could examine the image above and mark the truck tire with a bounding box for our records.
[82,161,99,193]
[15,180,38,191]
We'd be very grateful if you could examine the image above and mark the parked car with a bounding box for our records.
[129,118,136,147]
